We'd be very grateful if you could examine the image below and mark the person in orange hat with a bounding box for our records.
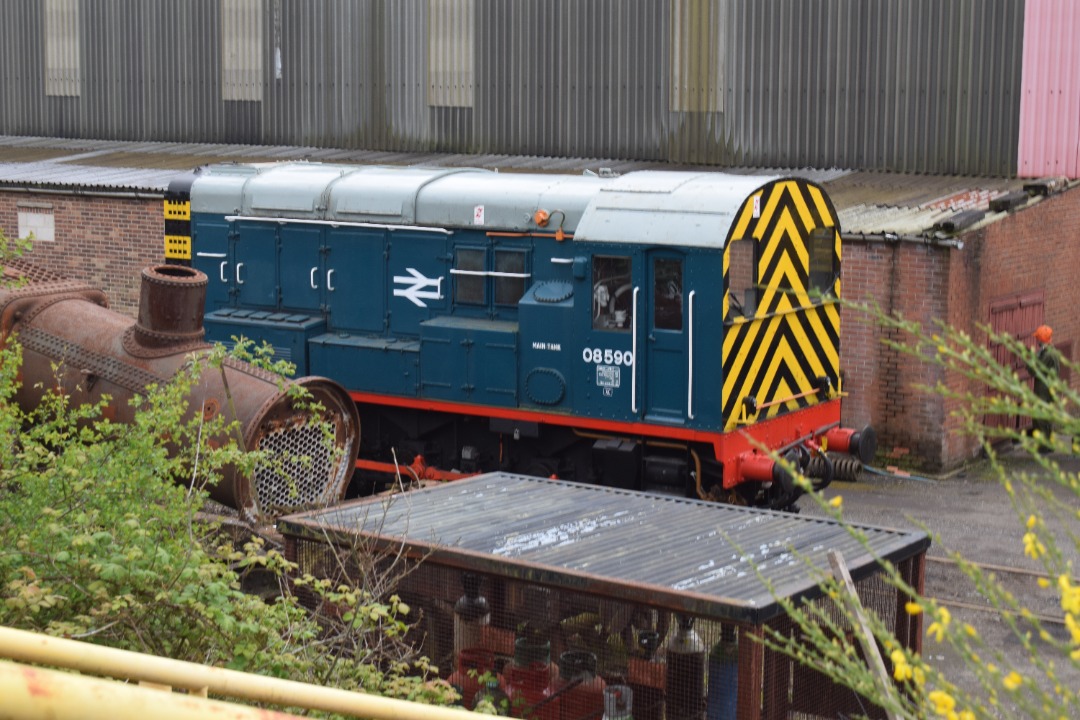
[1030,325,1059,453]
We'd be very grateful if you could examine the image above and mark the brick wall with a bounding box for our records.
[841,241,950,471]
[842,186,1080,471]
[974,188,1080,370]
[0,190,162,317]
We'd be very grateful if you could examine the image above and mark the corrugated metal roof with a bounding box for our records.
[0,0,1031,176]
[1018,0,1080,178]
[0,135,1069,239]
[0,158,182,195]
[278,472,929,624]
[825,171,1037,238]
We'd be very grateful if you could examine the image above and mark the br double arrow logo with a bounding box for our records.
[393,268,444,307]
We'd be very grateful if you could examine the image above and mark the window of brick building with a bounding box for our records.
[17,204,55,242]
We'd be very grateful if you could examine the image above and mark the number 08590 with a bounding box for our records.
[582,347,633,366]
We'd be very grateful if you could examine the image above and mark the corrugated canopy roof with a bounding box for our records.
[278,473,929,624]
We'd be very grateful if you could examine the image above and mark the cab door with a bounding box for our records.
[645,252,688,422]
[192,216,232,311]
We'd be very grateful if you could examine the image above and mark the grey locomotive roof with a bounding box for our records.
[278,472,929,624]
[574,171,780,247]
[192,161,778,249]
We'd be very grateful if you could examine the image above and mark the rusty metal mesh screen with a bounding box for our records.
[284,534,920,720]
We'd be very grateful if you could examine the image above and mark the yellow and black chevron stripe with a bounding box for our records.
[721,179,841,430]
[163,177,193,263]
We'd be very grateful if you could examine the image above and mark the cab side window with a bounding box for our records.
[592,256,632,331]
[653,257,683,331]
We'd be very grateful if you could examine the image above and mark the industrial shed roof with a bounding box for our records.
[278,472,929,624]
[0,134,1069,242]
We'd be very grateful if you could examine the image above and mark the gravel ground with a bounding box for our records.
[800,446,1080,716]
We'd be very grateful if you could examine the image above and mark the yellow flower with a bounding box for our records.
[912,665,926,687]
[1065,614,1080,644]
[1060,576,1080,615]
[890,649,912,682]
[963,623,977,637]
[1003,671,1023,691]
[1026,514,1038,529]
[1038,577,1050,588]
[829,495,843,509]
[905,601,923,616]
[928,690,956,715]
[927,606,951,642]
[1023,531,1046,559]
[958,712,975,720]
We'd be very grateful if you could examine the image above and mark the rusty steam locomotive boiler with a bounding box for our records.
[0,260,360,522]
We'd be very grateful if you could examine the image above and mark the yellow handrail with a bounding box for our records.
[1,659,306,720]
[0,625,477,720]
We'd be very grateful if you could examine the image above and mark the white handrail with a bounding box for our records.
[631,286,639,414]
[224,214,453,235]
[688,289,695,419]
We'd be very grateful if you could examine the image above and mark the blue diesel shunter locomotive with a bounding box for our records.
[170,164,874,509]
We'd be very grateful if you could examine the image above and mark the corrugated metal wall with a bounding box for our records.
[1018,0,1080,178]
[0,0,1029,176]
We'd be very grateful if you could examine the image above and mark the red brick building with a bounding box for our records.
[0,192,162,317]
[840,185,1080,469]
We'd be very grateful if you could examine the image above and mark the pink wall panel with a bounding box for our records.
[1018,0,1080,178]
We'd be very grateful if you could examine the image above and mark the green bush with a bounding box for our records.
[0,235,454,707]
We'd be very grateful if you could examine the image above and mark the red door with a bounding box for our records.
[985,291,1044,432]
